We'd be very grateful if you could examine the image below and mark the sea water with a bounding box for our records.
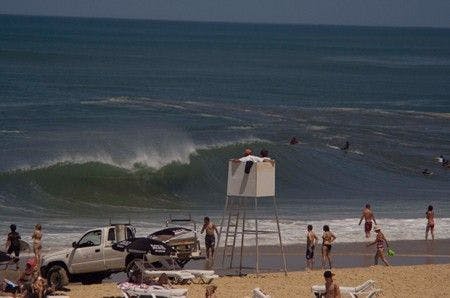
[0,15,449,248]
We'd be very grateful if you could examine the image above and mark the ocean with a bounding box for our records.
[0,15,449,248]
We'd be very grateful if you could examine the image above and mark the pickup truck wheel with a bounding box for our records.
[47,265,69,289]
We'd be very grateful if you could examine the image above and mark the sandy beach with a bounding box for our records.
[60,264,450,297]
[1,239,449,297]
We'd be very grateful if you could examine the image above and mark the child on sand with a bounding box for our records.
[321,225,336,269]
[425,205,435,241]
[201,217,219,260]
[5,224,21,270]
[306,225,318,270]
[321,270,341,298]
[367,225,390,266]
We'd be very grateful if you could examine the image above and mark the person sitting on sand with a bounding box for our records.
[32,224,42,274]
[367,225,390,266]
[5,224,21,270]
[18,259,38,289]
[33,276,54,298]
[156,273,172,289]
[306,225,318,270]
[201,217,219,260]
[205,284,217,298]
[358,204,377,238]
[321,270,341,298]
[426,205,435,241]
[321,225,336,269]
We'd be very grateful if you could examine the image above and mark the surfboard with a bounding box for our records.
[19,240,31,252]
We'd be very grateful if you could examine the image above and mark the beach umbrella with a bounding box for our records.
[113,237,175,256]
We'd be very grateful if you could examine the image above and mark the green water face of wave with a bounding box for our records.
[0,142,273,211]
[0,161,201,209]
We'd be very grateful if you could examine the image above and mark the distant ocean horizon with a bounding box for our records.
[0,14,449,248]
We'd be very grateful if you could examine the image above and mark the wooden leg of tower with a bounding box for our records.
[218,196,229,268]
[273,196,287,275]
[255,197,259,276]
[229,198,240,269]
[239,198,246,276]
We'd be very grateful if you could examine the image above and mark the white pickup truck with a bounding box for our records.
[41,224,135,288]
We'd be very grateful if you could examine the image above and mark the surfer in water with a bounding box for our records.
[289,137,299,145]
[358,204,377,238]
[340,141,350,151]
[5,224,21,269]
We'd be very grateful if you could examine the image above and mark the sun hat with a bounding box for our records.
[374,225,381,231]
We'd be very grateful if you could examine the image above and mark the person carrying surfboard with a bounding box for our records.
[5,224,21,269]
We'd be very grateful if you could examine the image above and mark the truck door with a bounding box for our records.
[103,227,127,270]
[70,229,105,274]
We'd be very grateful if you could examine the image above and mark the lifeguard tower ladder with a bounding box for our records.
[216,160,287,275]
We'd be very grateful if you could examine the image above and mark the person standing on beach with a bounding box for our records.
[306,225,318,270]
[358,204,377,238]
[32,224,43,273]
[321,270,341,298]
[321,225,336,269]
[201,217,219,260]
[367,225,390,266]
[5,224,21,270]
[425,205,435,241]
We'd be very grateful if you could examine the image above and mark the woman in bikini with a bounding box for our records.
[425,205,435,241]
[367,226,390,266]
[32,224,42,272]
[321,225,336,269]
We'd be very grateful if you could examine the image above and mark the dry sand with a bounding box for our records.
[62,264,450,297]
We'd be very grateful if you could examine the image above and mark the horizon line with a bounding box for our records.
[1,13,449,30]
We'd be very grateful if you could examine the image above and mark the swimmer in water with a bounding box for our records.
[340,141,349,151]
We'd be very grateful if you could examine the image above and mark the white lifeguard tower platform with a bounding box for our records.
[216,160,287,275]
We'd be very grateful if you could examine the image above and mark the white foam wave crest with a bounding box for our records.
[217,217,450,247]
[9,137,272,172]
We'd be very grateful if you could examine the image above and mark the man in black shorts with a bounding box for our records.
[201,217,219,260]
[6,224,21,269]
[306,224,318,270]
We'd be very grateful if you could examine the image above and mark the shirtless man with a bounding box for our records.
[321,270,341,298]
[201,217,219,259]
[358,204,377,238]
[306,225,318,270]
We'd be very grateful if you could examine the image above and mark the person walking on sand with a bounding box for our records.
[201,217,219,260]
[306,225,318,270]
[5,224,21,270]
[425,205,435,241]
[321,225,336,269]
[321,270,341,298]
[358,204,377,238]
[367,225,390,266]
[32,224,42,272]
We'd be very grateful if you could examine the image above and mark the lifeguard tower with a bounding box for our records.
[216,160,287,275]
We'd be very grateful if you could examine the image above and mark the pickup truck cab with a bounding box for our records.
[41,224,134,288]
